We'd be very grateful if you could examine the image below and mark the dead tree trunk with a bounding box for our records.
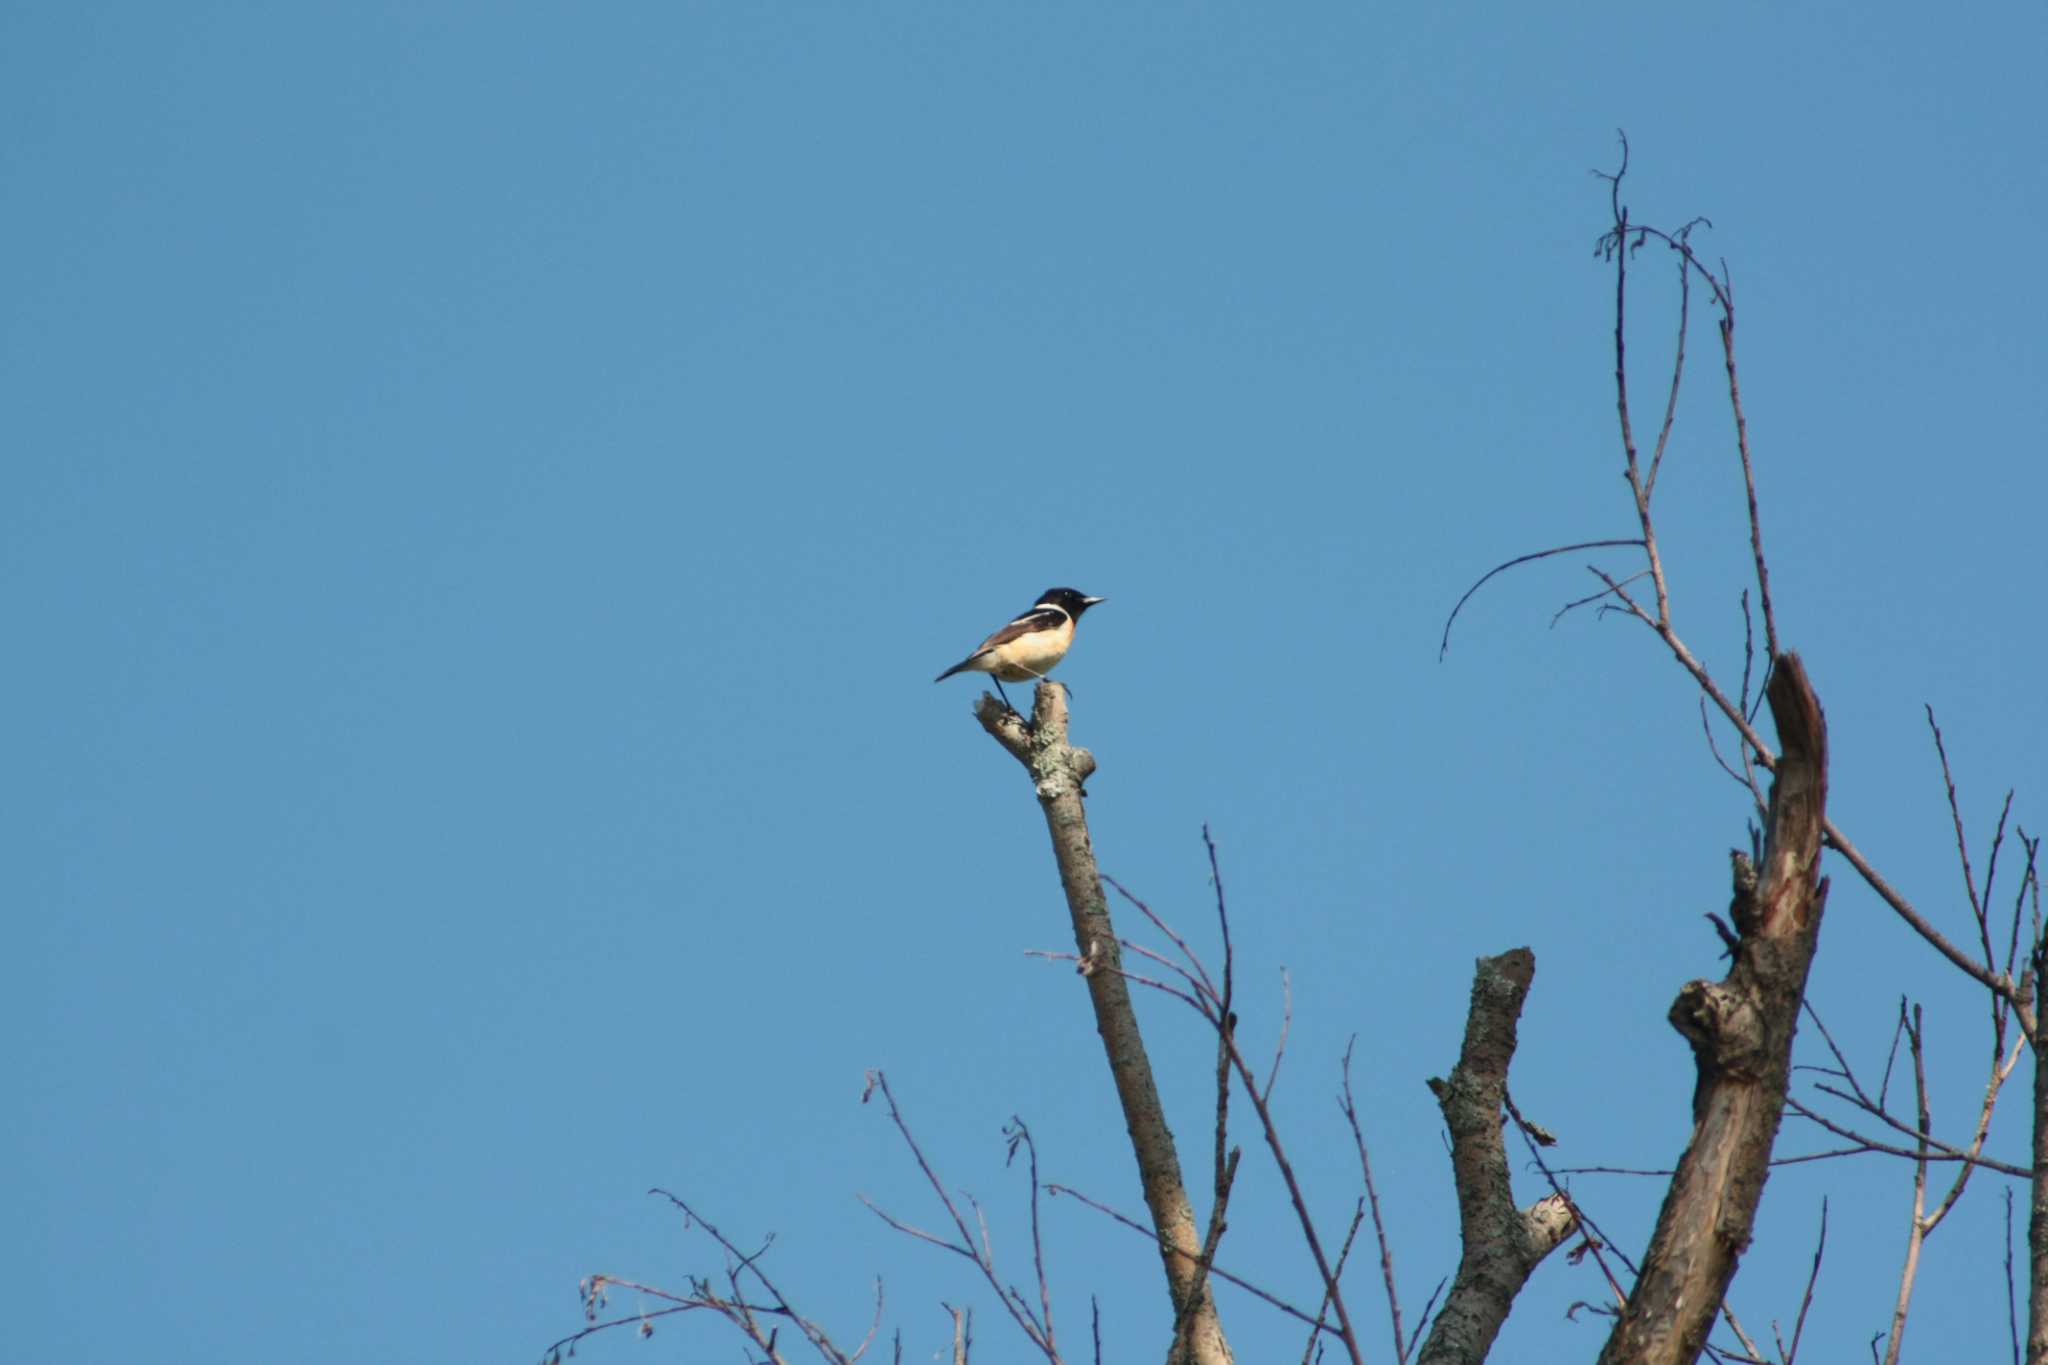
[1416,949,1577,1365]
[976,682,1233,1365]
[1598,651,1830,1365]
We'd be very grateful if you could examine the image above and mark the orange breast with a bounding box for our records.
[986,618,1075,680]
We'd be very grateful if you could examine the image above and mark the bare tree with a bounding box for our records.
[552,140,2040,1365]
[1446,133,2039,1363]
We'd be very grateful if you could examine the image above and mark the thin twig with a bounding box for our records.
[1802,1000,1886,1114]
[1698,694,1768,812]
[1716,1302,1768,1365]
[1027,945,1209,1014]
[1173,1148,1241,1360]
[1783,1197,1826,1365]
[1407,1278,1448,1365]
[1082,864,1365,1364]
[1006,1119,1058,1356]
[1300,1201,1369,1365]
[2006,1187,2021,1365]
[1264,969,1293,1106]
[641,1191,853,1364]
[1823,823,2028,1027]
[1173,827,1240,1364]
[1046,1183,1332,1332]
[1920,1025,2028,1234]
[1505,1089,1635,1300]
[1879,1004,1930,1365]
[1102,873,1218,1002]
[1928,706,1993,966]
[1553,567,1652,626]
[1599,137,1674,631]
[858,1073,1058,1360]
[1439,538,1647,659]
[2002,832,2038,986]
[1341,1038,1407,1362]
[1783,1096,2031,1178]
[1643,248,1691,500]
[1720,281,1777,661]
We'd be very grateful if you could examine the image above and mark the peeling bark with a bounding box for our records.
[1598,652,1830,1365]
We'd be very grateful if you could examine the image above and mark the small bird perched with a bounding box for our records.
[934,586,1106,715]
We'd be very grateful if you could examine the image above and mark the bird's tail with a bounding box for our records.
[933,660,970,683]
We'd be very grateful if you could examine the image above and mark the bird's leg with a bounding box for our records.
[1014,663,1071,702]
[993,678,1019,716]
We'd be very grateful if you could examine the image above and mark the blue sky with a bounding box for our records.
[6,4,2044,1361]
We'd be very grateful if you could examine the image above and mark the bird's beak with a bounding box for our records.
[1083,595,1106,606]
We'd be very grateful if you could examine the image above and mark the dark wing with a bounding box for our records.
[971,606,1067,656]
[935,605,1070,682]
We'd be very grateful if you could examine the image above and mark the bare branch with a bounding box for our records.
[1643,250,1691,500]
[1088,856,1366,1364]
[1504,1088,1636,1305]
[1342,1037,1409,1362]
[859,1072,1059,1360]
[972,682,1230,1364]
[1738,590,1764,726]
[1263,969,1293,1108]
[1600,142,1674,630]
[1440,538,1648,659]
[1302,1203,1371,1365]
[1783,1095,2031,1179]
[943,1304,971,1365]
[1822,823,2029,1028]
[1103,873,1219,1005]
[1417,950,1578,1365]
[1554,566,1653,627]
[2002,832,2038,988]
[2007,1188,2022,1365]
[1174,831,1243,1364]
[1698,694,1767,813]
[1713,1303,1768,1365]
[1720,281,1776,662]
[1782,1198,1826,1365]
[1046,1183,1333,1332]
[1878,1004,1930,1365]
[1006,1119,1058,1355]
[1928,706,1994,962]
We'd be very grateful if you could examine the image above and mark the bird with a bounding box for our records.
[934,587,1106,715]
